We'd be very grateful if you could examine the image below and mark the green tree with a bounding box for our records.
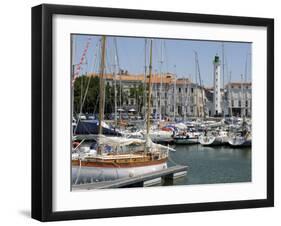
[73,76,100,115]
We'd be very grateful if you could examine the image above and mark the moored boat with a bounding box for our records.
[72,135,171,183]
[174,132,200,144]
[199,130,228,146]
[228,131,251,147]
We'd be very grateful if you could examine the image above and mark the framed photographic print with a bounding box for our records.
[31,4,274,221]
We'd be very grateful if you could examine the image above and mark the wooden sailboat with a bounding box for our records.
[72,37,170,184]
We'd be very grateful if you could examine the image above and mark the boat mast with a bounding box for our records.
[143,39,147,116]
[184,75,188,122]
[98,36,106,135]
[113,38,118,127]
[240,73,244,119]
[194,51,205,119]
[222,43,225,117]
[146,39,153,136]
[113,38,122,116]
[173,65,177,122]
[244,53,248,118]
[194,53,199,117]
[154,69,158,119]
[71,35,76,129]
[159,40,164,121]
[244,53,248,83]
[228,71,233,117]
[188,74,192,118]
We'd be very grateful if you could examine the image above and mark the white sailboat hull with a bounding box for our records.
[228,136,251,147]
[199,135,216,146]
[199,135,228,146]
[72,163,167,184]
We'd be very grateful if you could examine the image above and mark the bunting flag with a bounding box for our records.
[72,38,92,86]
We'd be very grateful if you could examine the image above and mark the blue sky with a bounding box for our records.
[72,34,251,87]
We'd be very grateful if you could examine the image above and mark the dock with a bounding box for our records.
[72,165,188,190]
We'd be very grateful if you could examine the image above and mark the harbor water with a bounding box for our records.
[165,144,251,186]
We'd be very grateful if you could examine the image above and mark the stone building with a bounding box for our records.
[225,82,252,117]
[204,82,252,118]
[87,72,206,118]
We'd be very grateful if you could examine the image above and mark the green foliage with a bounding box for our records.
[73,76,100,114]
[73,76,146,115]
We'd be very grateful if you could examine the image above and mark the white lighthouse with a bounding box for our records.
[213,55,222,116]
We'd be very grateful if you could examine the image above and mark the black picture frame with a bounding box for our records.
[32,4,274,222]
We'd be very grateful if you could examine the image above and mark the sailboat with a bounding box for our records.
[199,129,228,146]
[228,117,251,147]
[228,110,251,147]
[143,40,173,144]
[228,57,252,148]
[72,37,171,184]
[174,52,204,145]
[228,130,251,147]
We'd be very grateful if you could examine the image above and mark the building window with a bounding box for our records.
[179,87,181,93]
[245,100,248,107]
[231,100,234,107]
[178,106,181,114]
[185,88,188,93]
[238,100,241,107]
[191,88,194,93]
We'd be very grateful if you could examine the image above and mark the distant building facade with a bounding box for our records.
[205,82,252,118]
[88,72,206,118]
[87,72,251,118]
[225,82,252,117]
